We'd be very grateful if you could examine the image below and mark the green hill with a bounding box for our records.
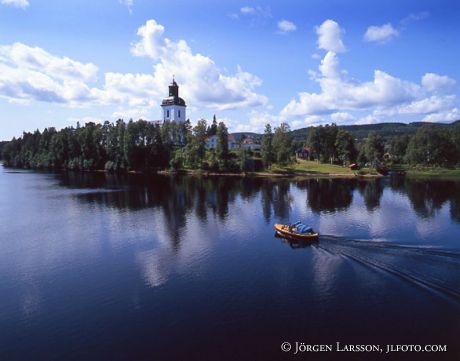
[289,120,457,143]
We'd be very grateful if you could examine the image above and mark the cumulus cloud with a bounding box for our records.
[316,20,346,53]
[330,112,354,122]
[0,0,29,8]
[421,73,456,93]
[130,19,267,111]
[364,23,399,43]
[277,20,297,34]
[0,19,267,117]
[281,20,458,125]
[0,43,99,105]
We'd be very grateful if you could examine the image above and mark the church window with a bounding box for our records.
[167,110,170,118]
[178,110,181,117]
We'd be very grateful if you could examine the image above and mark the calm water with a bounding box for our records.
[0,164,459,361]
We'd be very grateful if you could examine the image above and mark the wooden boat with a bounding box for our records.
[274,223,319,240]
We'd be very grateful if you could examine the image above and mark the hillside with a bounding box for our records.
[290,120,458,143]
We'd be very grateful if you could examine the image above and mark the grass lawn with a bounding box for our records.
[266,160,356,175]
[406,167,460,178]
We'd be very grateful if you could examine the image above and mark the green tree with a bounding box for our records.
[405,125,456,166]
[451,122,460,164]
[306,126,322,161]
[391,134,411,163]
[322,123,338,163]
[363,131,384,167]
[335,129,357,165]
[216,121,229,169]
[261,123,274,168]
[208,115,218,136]
[272,122,292,165]
[238,147,250,172]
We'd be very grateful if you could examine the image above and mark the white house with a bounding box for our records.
[241,137,261,151]
[205,135,218,149]
[161,77,186,122]
[205,134,241,150]
[228,134,240,150]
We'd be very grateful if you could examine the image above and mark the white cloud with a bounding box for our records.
[421,108,460,123]
[119,0,133,14]
[280,20,459,125]
[330,112,354,122]
[316,19,346,53]
[375,95,456,117]
[421,73,456,93]
[277,20,297,34]
[0,43,98,82]
[364,23,399,43]
[0,0,29,8]
[239,5,271,18]
[401,12,429,28]
[130,19,267,111]
[0,19,267,118]
[0,43,99,105]
[240,6,255,14]
[281,51,423,118]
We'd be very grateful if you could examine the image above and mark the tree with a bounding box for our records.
[261,123,275,168]
[184,119,207,168]
[208,115,218,136]
[238,147,250,172]
[306,126,322,161]
[405,125,456,166]
[216,121,229,169]
[451,122,460,164]
[335,129,357,165]
[272,122,292,165]
[391,134,411,163]
[363,131,384,167]
[323,123,338,163]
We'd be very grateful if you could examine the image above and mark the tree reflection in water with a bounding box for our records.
[59,172,460,246]
[357,179,384,211]
[296,178,356,214]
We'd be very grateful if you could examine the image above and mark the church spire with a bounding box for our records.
[169,77,179,97]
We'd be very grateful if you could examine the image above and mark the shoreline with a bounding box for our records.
[4,163,460,179]
[158,169,383,178]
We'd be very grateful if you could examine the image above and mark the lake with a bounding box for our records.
[0,164,459,361]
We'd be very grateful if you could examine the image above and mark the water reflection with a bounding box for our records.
[61,172,460,229]
[296,178,355,213]
[2,167,460,361]
[357,179,384,211]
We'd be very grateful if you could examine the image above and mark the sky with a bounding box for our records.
[0,0,459,140]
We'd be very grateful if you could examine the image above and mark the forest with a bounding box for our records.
[2,118,460,173]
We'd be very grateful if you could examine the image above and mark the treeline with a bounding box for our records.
[305,122,460,167]
[3,118,460,173]
[1,118,292,173]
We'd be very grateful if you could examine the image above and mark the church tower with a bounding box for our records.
[161,77,186,122]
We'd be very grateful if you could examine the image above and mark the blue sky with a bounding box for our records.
[0,0,459,139]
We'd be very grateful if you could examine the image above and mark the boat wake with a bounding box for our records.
[315,236,460,304]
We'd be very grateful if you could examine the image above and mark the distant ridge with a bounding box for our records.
[289,120,459,142]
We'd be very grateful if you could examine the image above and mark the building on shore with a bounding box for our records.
[240,137,261,151]
[205,134,241,150]
[161,77,186,122]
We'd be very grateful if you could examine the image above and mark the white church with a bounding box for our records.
[158,78,259,151]
[161,77,186,122]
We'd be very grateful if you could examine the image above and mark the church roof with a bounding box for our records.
[161,96,186,106]
[161,77,186,106]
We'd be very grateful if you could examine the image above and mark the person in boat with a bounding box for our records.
[289,220,301,232]
[289,221,315,235]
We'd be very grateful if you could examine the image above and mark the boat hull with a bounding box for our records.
[274,224,319,240]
